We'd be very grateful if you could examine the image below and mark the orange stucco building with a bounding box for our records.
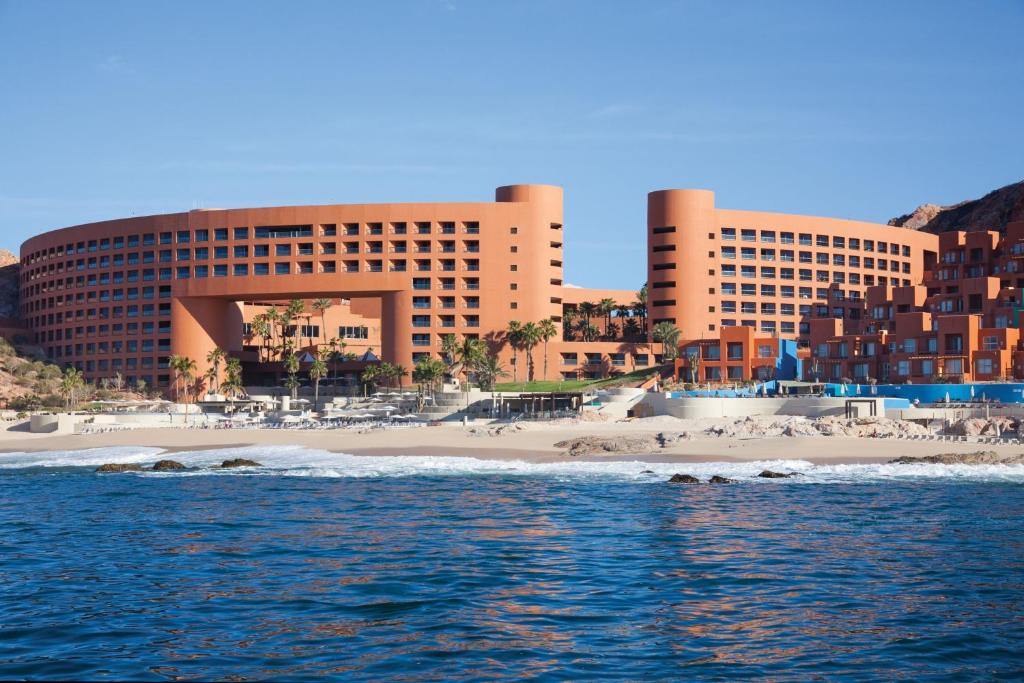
[646,189,939,345]
[19,184,646,389]
[24,181,1024,391]
[806,222,1024,383]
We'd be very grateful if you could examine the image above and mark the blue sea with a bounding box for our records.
[1,446,1023,681]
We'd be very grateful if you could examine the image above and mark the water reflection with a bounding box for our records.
[0,474,1021,680]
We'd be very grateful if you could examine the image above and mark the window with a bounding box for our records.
[275,263,290,275]
[340,326,369,339]
[300,324,319,338]
[727,342,744,360]
[976,358,994,375]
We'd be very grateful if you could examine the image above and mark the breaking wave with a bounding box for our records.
[1,445,1023,483]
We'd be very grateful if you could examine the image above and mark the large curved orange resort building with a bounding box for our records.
[647,189,939,343]
[20,183,951,390]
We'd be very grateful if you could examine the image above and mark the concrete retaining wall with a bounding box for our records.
[638,394,887,419]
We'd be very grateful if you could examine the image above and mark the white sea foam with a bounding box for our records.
[1,445,1023,483]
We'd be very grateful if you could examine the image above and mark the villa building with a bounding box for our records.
[806,223,1024,383]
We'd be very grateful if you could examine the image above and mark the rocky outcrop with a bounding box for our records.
[0,249,19,320]
[889,180,1024,234]
[95,463,144,473]
[668,473,700,484]
[708,475,734,484]
[220,458,262,468]
[889,451,1024,465]
[152,459,186,471]
[757,470,800,478]
[554,435,659,457]
[945,417,1018,437]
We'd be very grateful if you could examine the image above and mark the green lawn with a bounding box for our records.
[494,366,662,393]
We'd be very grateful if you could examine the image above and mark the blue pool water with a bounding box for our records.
[1,446,1023,681]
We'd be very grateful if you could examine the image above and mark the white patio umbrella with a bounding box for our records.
[970,386,975,399]
[945,391,951,403]
[855,384,862,396]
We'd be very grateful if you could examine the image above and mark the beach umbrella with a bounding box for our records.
[871,385,877,396]
[855,384,861,396]
[945,391,951,403]
[970,386,975,399]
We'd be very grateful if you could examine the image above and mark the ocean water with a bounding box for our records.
[1,447,1022,681]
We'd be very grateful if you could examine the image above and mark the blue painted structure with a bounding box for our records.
[776,339,801,381]
[671,380,779,399]
[822,382,1024,404]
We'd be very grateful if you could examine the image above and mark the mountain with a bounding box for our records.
[0,249,19,319]
[888,180,1024,234]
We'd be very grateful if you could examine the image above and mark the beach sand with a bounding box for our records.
[0,417,1017,464]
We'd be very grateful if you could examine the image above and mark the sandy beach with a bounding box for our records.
[1,415,1018,464]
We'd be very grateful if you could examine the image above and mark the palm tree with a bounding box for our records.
[412,357,446,394]
[309,352,328,411]
[623,318,642,339]
[393,364,408,391]
[312,298,333,344]
[285,298,305,344]
[577,320,599,342]
[506,321,523,382]
[251,314,272,363]
[59,366,85,410]
[520,322,541,382]
[282,350,300,399]
[441,333,459,364]
[361,364,380,395]
[577,301,597,328]
[634,284,648,335]
[538,318,557,380]
[265,307,280,359]
[652,321,682,361]
[475,352,508,391]
[598,298,616,337]
[205,347,226,394]
[458,337,485,375]
[169,354,197,423]
[561,309,577,341]
[223,356,244,399]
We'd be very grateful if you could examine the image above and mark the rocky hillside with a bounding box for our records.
[889,180,1024,233]
[0,249,18,319]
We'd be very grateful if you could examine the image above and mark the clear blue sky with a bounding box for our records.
[1,0,1021,290]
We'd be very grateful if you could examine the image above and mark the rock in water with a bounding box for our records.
[220,458,262,468]
[758,470,798,478]
[668,473,700,484]
[95,463,143,473]
[152,460,186,471]
[709,475,734,484]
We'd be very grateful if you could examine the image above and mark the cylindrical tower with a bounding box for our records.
[646,189,716,342]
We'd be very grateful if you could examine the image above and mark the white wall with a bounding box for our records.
[638,394,885,419]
